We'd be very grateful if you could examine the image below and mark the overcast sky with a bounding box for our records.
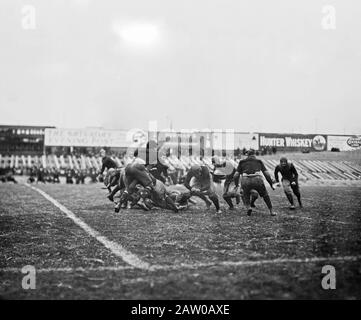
[0,0,360,134]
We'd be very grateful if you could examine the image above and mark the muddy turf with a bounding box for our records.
[1,181,361,299]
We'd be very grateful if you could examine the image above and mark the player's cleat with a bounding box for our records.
[289,205,296,210]
[235,194,241,205]
[247,208,252,216]
[107,194,114,202]
[216,209,222,214]
[114,204,120,213]
[270,211,277,216]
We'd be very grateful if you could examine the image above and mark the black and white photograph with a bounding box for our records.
[1,0,361,304]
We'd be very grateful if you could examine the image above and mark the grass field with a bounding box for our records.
[1,176,361,299]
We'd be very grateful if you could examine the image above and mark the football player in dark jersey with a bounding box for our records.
[234,150,276,216]
[274,157,302,209]
[98,148,119,197]
[99,149,117,176]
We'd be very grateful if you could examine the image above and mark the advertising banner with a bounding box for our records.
[44,128,147,148]
[327,135,361,151]
[258,133,327,152]
[158,131,259,152]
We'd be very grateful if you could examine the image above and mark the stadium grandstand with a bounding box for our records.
[1,152,361,182]
[0,125,360,182]
[0,125,55,155]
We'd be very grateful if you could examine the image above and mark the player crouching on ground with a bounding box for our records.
[116,156,178,213]
[115,158,152,212]
[234,149,276,216]
[184,164,221,213]
[104,167,123,202]
[98,148,118,193]
[167,184,197,211]
[274,157,303,209]
[137,176,179,213]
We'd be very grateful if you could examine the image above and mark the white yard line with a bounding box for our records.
[284,214,351,225]
[16,184,359,275]
[25,184,152,271]
[0,266,134,273]
[1,254,361,274]
[152,254,361,270]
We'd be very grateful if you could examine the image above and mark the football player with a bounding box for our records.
[274,157,302,209]
[98,149,117,187]
[234,149,276,216]
[118,157,154,205]
[212,156,259,210]
[184,164,221,213]
[138,177,179,213]
[212,156,240,210]
[166,184,194,210]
